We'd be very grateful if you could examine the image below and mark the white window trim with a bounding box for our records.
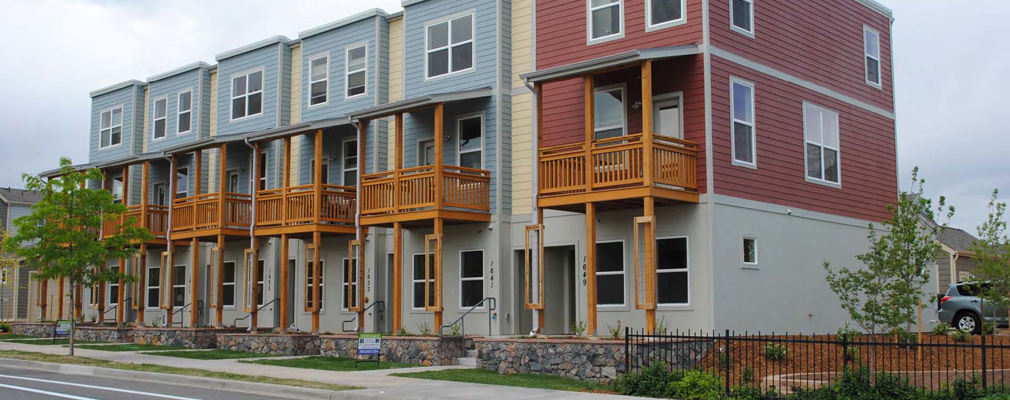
[344,43,368,100]
[341,138,358,185]
[595,239,626,308]
[307,53,330,108]
[411,252,429,311]
[341,257,359,311]
[863,26,882,89]
[645,0,688,32]
[99,105,125,149]
[304,258,325,313]
[729,0,755,38]
[456,113,484,169]
[802,101,843,188]
[729,77,757,169]
[176,167,189,198]
[259,151,268,191]
[226,170,241,193]
[177,90,193,135]
[458,249,485,309]
[593,83,628,140]
[586,0,625,45]
[146,264,160,311]
[424,11,477,80]
[152,97,168,141]
[229,68,265,122]
[653,92,685,138]
[656,236,690,307]
[741,234,759,269]
[222,260,237,309]
[417,138,435,167]
[172,264,186,310]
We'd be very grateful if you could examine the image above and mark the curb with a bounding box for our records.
[0,358,350,400]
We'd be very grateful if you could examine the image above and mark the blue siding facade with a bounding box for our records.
[146,65,211,153]
[215,39,290,136]
[300,15,384,122]
[89,82,144,164]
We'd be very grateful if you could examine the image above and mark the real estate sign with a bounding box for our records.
[55,320,71,337]
[357,333,381,356]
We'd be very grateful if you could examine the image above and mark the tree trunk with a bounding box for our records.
[68,281,76,356]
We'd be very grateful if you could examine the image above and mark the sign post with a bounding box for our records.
[355,333,382,367]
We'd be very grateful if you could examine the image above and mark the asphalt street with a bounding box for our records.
[0,365,295,400]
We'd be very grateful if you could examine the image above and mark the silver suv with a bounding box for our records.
[938,282,1008,334]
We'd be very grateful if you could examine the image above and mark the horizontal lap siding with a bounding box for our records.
[300,17,380,122]
[403,0,499,97]
[90,85,140,163]
[710,0,893,111]
[536,0,702,69]
[216,44,285,136]
[147,69,206,152]
[297,125,357,186]
[711,56,896,222]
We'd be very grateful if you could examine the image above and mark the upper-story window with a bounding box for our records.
[346,45,367,98]
[457,114,483,169]
[730,0,754,37]
[342,139,358,186]
[231,70,263,120]
[309,55,329,106]
[99,107,123,148]
[864,27,882,88]
[111,175,124,204]
[647,0,686,31]
[153,99,167,140]
[426,14,474,79]
[730,78,756,167]
[588,0,623,43]
[594,84,626,141]
[177,91,192,134]
[176,167,188,199]
[803,103,841,186]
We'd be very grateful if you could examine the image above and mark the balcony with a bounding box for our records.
[255,184,356,236]
[171,192,252,239]
[360,165,491,227]
[538,133,699,211]
[102,204,169,243]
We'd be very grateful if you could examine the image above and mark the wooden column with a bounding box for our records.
[313,130,323,224]
[311,231,321,333]
[190,237,199,327]
[138,244,147,324]
[584,76,595,191]
[641,61,655,187]
[537,209,546,331]
[392,222,402,333]
[358,121,368,330]
[99,171,109,322]
[586,203,597,336]
[282,136,291,226]
[215,235,224,327]
[251,236,260,330]
[117,166,129,326]
[279,234,289,333]
[57,278,64,320]
[433,218,444,329]
[644,196,656,333]
[394,114,403,212]
[40,280,48,321]
[167,156,178,326]
[434,104,444,209]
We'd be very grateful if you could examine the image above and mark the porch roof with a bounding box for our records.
[349,87,493,121]
[245,116,352,143]
[520,44,700,84]
[162,132,250,155]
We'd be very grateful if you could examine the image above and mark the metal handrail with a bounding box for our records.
[157,300,202,327]
[341,301,385,333]
[233,297,280,331]
[102,297,132,322]
[439,297,496,338]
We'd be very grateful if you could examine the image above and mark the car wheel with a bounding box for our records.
[955,312,981,334]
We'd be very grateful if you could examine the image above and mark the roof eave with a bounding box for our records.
[520,44,700,84]
[299,8,389,39]
[215,36,292,62]
[147,62,211,83]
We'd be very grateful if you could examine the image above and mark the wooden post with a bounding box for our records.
[57,278,64,320]
[434,218,443,329]
[215,235,224,328]
[138,244,147,324]
[141,162,150,228]
[313,130,323,224]
[394,113,403,212]
[279,234,289,333]
[194,149,202,197]
[434,104,444,210]
[537,208,546,331]
[218,144,227,223]
[641,60,654,187]
[358,120,368,330]
[118,165,129,326]
[586,203,597,336]
[40,280,48,322]
[167,157,178,327]
[393,222,402,333]
[190,237,199,328]
[644,196,656,333]
[99,171,109,322]
[584,76,595,191]
[311,231,321,333]
[283,136,291,226]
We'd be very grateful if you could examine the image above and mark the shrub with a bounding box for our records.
[762,343,788,361]
[843,346,860,363]
[0,322,11,333]
[984,321,997,336]
[836,324,861,343]
[569,320,586,338]
[607,320,623,340]
[668,370,723,400]
[740,365,754,385]
[655,316,668,335]
[951,328,971,343]
[416,322,432,336]
[933,321,952,335]
[889,326,916,345]
[613,362,678,398]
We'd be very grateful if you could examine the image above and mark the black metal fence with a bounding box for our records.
[624,328,1010,397]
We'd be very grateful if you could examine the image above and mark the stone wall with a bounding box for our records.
[218,333,321,356]
[74,327,135,343]
[134,328,244,349]
[11,323,54,338]
[321,335,467,366]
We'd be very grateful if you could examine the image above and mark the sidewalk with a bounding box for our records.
[0,341,635,399]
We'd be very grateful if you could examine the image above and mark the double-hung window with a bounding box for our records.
[258,151,268,191]
[412,254,435,309]
[596,241,625,306]
[803,103,841,185]
[864,27,881,88]
[256,260,265,307]
[594,85,626,141]
[222,261,236,308]
[346,45,367,98]
[647,0,685,30]
[730,78,756,166]
[231,71,263,120]
[100,107,123,148]
[588,0,623,43]
[342,140,358,186]
[153,99,167,139]
[109,266,120,305]
[342,258,358,310]
[657,237,688,305]
[306,259,324,311]
[177,91,192,134]
[172,265,186,308]
[309,55,329,106]
[457,115,483,169]
[176,168,189,199]
[426,14,474,79]
[730,0,754,36]
[147,264,160,309]
[742,237,758,266]
[460,251,484,308]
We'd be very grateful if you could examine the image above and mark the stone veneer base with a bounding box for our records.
[134,328,246,349]
[217,333,321,356]
[320,334,467,366]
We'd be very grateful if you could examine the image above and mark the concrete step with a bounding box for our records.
[457,357,477,367]
[466,349,477,358]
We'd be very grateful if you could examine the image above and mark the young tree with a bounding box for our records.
[1,157,151,355]
[969,190,1010,327]
[824,167,954,337]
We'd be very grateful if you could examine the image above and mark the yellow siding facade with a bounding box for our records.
[511,0,534,215]
[141,87,150,152]
[290,45,303,183]
[208,70,219,190]
[387,18,404,171]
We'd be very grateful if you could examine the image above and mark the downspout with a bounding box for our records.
[242,138,258,332]
[523,77,541,335]
[161,153,174,328]
[353,122,362,243]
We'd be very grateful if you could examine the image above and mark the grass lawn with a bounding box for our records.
[72,344,186,352]
[0,335,39,341]
[145,349,280,360]
[2,338,73,345]
[390,369,614,393]
[0,350,357,391]
[244,356,414,371]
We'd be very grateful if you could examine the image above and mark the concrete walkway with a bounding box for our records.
[0,341,636,400]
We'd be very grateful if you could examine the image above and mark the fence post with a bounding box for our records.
[624,326,630,374]
[724,329,731,395]
[982,330,988,389]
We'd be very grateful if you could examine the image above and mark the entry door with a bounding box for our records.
[287,259,296,328]
[419,140,435,166]
[654,96,683,139]
[153,183,167,206]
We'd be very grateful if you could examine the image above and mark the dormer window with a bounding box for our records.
[153,98,167,140]
[426,14,474,79]
[177,91,192,134]
[231,70,263,120]
[99,107,123,148]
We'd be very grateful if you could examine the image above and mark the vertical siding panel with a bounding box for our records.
[208,70,218,137]
[290,46,303,124]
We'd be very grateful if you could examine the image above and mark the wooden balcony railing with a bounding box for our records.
[172,192,252,233]
[360,165,490,216]
[539,133,698,196]
[101,204,169,240]
[256,184,356,227]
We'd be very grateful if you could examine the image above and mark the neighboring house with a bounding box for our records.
[0,187,41,321]
[936,227,981,292]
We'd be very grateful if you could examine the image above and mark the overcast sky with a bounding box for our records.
[0,0,1005,232]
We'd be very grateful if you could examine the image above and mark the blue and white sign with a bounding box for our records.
[357,333,381,356]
